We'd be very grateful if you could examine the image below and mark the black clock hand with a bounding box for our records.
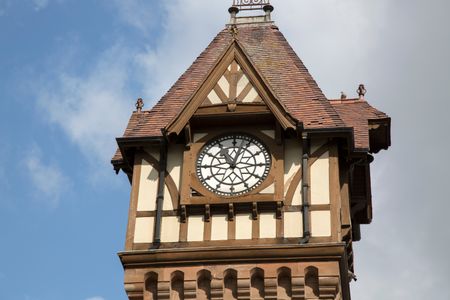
[232,139,245,166]
[219,148,234,165]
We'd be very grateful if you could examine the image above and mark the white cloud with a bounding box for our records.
[272,1,450,299]
[85,297,105,300]
[24,146,70,207]
[110,0,162,34]
[36,43,134,166]
[32,0,49,11]
[33,0,228,170]
[128,0,229,101]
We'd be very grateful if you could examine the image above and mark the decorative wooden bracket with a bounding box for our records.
[276,201,282,219]
[227,98,237,112]
[252,202,258,220]
[180,205,187,223]
[184,123,192,148]
[228,203,235,221]
[205,204,211,222]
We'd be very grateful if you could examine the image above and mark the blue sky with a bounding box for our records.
[1,1,449,300]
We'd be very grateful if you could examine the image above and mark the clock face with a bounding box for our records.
[196,133,271,196]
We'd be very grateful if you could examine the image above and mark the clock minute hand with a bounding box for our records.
[232,139,245,166]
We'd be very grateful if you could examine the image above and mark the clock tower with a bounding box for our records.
[112,2,391,299]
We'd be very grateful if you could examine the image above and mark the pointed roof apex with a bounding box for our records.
[229,0,274,25]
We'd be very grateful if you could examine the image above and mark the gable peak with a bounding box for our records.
[202,60,263,108]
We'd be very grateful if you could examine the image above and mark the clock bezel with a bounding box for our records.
[195,132,272,197]
[180,127,284,205]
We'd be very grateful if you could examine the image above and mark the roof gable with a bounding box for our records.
[118,24,346,141]
[165,40,296,136]
[201,60,263,106]
[113,23,391,166]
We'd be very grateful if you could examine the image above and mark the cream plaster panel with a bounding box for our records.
[311,211,331,237]
[261,130,275,139]
[218,76,230,97]
[311,138,328,154]
[236,74,249,96]
[187,216,204,242]
[284,212,303,238]
[193,133,208,143]
[207,89,222,104]
[211,215,228,241]
[167,145,183,189]
[310,151,330,205]
[134,217,154,243]
[161,216,180,243]
[235,214,252,240]
[260,183,275,194]
[137,159,158,212]
[291,183,302,206]
[284,139,302,204]
[243,87,259,103]
[259,213,276,238]
[162,186,174,210]
[162,145,184,210]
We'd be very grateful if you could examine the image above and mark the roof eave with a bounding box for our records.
[112,136,165,176]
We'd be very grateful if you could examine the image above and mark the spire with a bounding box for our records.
[229,0,274,25]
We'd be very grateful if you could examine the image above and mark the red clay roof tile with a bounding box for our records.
[330,99,389,151]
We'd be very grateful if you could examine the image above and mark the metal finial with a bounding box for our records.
[357,84,366,99]
[341,91,347,100]
[135,98,144,112]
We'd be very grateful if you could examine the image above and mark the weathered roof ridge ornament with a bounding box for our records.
[232,0,271,11]
[357,84,367,100]
[341,91,347,100]
[229,0,274,25]
[135,98,144,113]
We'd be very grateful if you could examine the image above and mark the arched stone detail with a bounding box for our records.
[171,271,184,300]
[250,267,265,299]
[144,272,158,300]
[223,269,238,300]
[197,270,212,300]
[277,267,292,299]
[305,266,319,299]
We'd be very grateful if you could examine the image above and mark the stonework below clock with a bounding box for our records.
[196,133,271,196]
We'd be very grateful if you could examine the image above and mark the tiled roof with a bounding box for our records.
[118,24,345,138]
[113,23,389,162]
[237,25,345,129]
[330,99,389,151]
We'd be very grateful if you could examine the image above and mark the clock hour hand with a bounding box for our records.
[219,148,234,165]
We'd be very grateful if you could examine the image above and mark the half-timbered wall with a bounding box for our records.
[126,135,343,250]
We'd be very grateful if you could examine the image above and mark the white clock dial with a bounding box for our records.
[196,133,271,196]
